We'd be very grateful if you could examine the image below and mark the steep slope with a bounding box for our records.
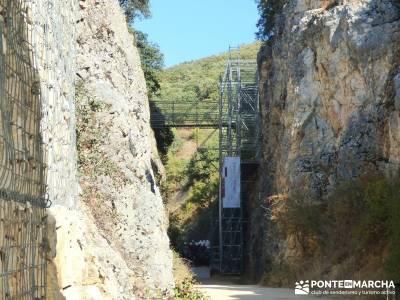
[250,0,400,284]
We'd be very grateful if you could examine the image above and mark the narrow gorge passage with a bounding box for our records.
[0,0,399,299]
[150,51,260,278]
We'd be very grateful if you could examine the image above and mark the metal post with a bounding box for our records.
[236,59,243,274]
[236,59,241,156]
[227,61,233,156]
[218,75,224,273]
[255,71,261,161]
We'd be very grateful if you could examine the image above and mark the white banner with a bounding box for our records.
[222,156,241,208]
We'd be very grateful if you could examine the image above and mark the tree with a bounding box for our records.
[119,0,150,22]
[256,0,288,40]
[134,30,164,97]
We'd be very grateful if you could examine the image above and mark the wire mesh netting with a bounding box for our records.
[0,0,48,298]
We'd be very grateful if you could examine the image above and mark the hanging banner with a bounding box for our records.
[222,156,241,208]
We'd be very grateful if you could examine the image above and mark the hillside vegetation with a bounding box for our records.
[157,42,261,104]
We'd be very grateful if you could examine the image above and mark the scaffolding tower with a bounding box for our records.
[214,49,260,274]
[149,47,260,275]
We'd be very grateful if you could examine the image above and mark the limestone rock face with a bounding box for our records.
[69,0,172,298]
[260,0,400,197]
[250,0,400,279]
[47,0,173,299]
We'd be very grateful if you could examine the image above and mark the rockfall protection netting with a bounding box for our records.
[0,1,47,298]
[0,0,53,298]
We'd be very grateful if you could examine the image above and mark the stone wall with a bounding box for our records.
[249,0,400,280]
[48,0,174,298]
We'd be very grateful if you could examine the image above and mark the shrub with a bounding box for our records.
[186,148,218,184]
[173,279,209,300]
[172,251,195,285]
[166,135,219,250]
[354,177,400,279]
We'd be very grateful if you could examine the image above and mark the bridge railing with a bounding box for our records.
[150,100,220,128]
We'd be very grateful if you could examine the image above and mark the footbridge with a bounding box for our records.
[150,49,261,275]
[150,100,220,128]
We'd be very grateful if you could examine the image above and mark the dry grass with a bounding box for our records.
[261,175,400,286]
[173,250,195,285]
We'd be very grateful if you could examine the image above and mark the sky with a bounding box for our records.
[134,0,259,67]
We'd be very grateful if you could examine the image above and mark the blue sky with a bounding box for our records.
[134,0,259,67]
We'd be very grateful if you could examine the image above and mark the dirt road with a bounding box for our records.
[196,284,336,300]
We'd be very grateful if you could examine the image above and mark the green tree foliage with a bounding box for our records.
[119,0,150,22]
[165,130,219,248]
[157,43,261,104]
[186,148,218,185]
[256,0,288,40]
[133,30,164,97]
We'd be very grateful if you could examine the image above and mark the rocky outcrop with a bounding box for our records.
[40,0,173,298]
[250,0,400,281]
[72,0,173,298]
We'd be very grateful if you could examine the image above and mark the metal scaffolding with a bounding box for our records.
[149,47,260,275]
[218,57,260,162]
[215,49,260,274]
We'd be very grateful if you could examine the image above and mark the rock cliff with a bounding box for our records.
[46,0,173,298]
[249,0,400,282]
